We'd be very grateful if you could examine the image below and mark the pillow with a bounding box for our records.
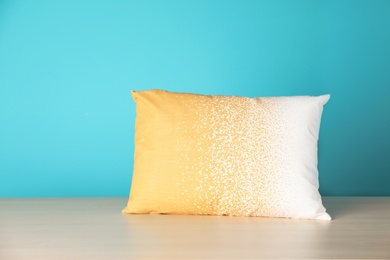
[123,90,331,220]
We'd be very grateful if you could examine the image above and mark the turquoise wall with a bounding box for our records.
[1,0,389,197]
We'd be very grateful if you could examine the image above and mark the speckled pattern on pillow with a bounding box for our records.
[123,90,331,220]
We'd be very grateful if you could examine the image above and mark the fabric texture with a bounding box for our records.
[123,89,331,220]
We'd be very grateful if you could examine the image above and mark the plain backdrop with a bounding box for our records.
[1,0,389,197]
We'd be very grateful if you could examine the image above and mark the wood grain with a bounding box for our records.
[1,197,389,259]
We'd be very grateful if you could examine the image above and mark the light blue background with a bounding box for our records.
[1,0,389,197]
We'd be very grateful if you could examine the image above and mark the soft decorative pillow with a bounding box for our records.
[123,90,331,220]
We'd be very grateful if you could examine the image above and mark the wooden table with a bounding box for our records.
[1,197,389,259]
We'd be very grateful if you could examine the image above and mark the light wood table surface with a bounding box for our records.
[1,197,389,259]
